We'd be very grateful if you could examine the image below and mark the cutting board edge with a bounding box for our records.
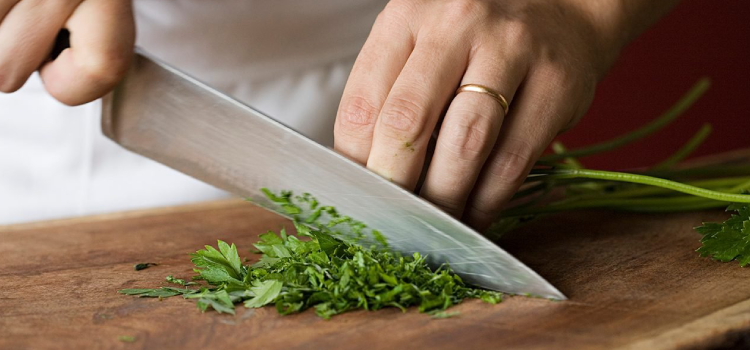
[618,297,750,350]
[0,197,246,232]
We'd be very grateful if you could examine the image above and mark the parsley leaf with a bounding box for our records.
[696,203,750,266]
[187,289,236,315]
[243,280,283,308]
[191,241,246,284]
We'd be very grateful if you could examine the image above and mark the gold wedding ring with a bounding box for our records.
[455,84,509,115]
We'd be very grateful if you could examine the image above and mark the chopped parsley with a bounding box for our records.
[120,190,501,319]
[118,335,136,343]
[133,263,157,271]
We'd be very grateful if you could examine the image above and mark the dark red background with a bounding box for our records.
[555,0,750,170]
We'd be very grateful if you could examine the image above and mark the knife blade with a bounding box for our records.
[101,49,565,300]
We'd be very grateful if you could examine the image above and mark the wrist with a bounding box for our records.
[565,0,683,78]
[567,0,631,78]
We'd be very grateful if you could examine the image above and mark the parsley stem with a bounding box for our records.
[550,141,584,169]
[604,199,728,213]
[502,196,727,216]
[729,178,750,192]
[540,77,710,162]
[558,176,750,202]
[502,175,750,218]
[534,169,750,203]
[643,164,750,179]
[650,123,712,170]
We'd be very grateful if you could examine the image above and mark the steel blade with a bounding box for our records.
[101,50,565,300]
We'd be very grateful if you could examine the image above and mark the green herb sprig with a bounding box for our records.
[494,77,750,266]
[695,202,750,266]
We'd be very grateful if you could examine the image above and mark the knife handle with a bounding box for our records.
[49,29,71,61]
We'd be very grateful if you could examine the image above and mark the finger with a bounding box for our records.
[0,0,80,93]
[334,6,415,164]
[366,36,469,189]
[0,1,19,21]
[464,69,577,230]
[419,46,528,217]
[40,0,135,106]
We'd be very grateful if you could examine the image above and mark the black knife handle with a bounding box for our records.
[49,29,71,60]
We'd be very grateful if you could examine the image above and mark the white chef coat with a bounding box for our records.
[0,0,386,225]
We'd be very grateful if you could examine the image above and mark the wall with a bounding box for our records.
[555,0,750,169]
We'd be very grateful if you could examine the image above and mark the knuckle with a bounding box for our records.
[379,94,428,140]
[444,0,487,21]
[439,113,495,161]
[336,96,380,136]
[545,65,569,83]
[464,140,538,223]
[418,37,453,56]
[382,0,407,14]
[372,5,415,40]
[535,65,597,131]
[489,138,536,187]
[502,20,535,48]
[426,192,464,213]
[78,52,130,88]
[379,0,416,23]
[537,66,572,95]
[465,196,502,228]
[467,202,497,222]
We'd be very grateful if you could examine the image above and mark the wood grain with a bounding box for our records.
[1,198,750,350]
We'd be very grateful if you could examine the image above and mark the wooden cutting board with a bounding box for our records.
[2,197,750,350]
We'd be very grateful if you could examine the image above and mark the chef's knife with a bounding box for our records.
[101,49,565,300]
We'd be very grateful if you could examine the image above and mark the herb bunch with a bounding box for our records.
[121,191,501,319]
[492,77,750,266]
